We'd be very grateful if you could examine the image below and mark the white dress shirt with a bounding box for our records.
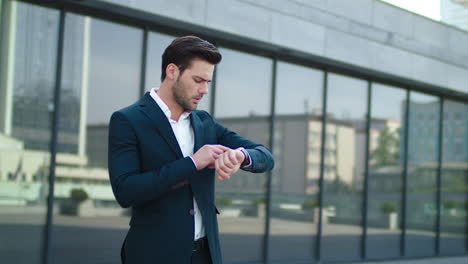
[150,88,205,241]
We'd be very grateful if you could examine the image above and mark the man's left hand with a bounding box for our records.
[214,148,245,180]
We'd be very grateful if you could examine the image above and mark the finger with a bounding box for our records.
[217,160,232,175]
[215,159,230,176]
[221,153,235,169]
[216,158,233,176]
[212,147,228,155]
[219,171,231,180]
[213,145,231,152]
[216,167,229,179]
[211,152,220,160]
[213,147,226,154]
[217,174,230,181]
[229,164,241,175]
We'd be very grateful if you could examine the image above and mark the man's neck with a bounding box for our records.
[157,84,184,121]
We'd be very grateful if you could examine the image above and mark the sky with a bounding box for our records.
[380,0,441,21]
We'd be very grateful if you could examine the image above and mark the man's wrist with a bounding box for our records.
[189,156,199,170]
[238,147,251,167]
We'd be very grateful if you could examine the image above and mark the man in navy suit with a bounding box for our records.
[108,36,274,264]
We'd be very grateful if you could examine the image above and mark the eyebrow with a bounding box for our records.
[193,75,212,83]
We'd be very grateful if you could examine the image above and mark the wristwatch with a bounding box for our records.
[238,147,250,167]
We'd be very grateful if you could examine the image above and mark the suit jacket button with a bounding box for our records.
[189,209,195,215]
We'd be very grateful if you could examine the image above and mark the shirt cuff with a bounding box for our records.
[188,156,198,169]
[238,147,252,169]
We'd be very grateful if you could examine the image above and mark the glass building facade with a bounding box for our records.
[0,1,467,264]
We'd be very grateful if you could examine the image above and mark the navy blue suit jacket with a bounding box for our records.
[108,92,274,264]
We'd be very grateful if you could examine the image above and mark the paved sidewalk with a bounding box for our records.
[354,256,468,264]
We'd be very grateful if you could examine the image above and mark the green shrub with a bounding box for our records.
[216,197,232,207]
[302,200,319,210]
[381,202,397,214]
[443,200,457,209]
[254,197,267,205]
[70,188,88,203]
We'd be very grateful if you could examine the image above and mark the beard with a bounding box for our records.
[172,78,200,111]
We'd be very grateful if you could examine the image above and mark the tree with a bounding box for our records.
[370,126,400,168]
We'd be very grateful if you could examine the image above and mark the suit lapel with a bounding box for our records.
[139,92,183,158]
[190,111,205,153]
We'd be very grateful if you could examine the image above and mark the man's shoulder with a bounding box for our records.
[110,100,142,121]
[192,109,213,121]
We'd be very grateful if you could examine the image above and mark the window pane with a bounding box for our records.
[269,61,323,263]
[367,83,406,260]
[52,15,142,264]
[0,2,58,263]
[214,47,272,263]
[440,100,468,255]
[145,32,211,112]
[322,73,368,262]
[214,47,271,118]
[405,92,440,257]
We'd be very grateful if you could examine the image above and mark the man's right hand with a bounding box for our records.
[192,144,230,170]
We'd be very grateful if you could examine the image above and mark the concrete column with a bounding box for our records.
[78,17,90,159]
[0,0,16,136]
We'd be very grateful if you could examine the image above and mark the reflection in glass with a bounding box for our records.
[145,32,173,90]
[322,73,367,262]
[0,2,58,263]
[440,100,468,255]
[215,48,272,118]
[145,32,211,112]
[214,48,272,263]
[367,83,406,260]
[404,92,440,257]
[51,15,142,264]
[269,62,323,262]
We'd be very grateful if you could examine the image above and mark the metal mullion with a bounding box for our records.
[210,67,217,115]
[139,27,148,96]
[361,80,372,260]
[401,90,411,257]
[315,71,328,263]
[41,8,66,264]
[263,58,277,264]
[435,97,444,256]
[0,0,4,60]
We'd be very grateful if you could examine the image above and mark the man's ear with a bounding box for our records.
[166,63,179,80]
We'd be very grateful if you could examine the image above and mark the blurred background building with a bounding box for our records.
[0,0,467,264]
[441,0,468,31]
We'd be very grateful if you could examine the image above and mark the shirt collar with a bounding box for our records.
[149,88,191,121]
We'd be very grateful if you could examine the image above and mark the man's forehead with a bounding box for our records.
[186,60,214,77]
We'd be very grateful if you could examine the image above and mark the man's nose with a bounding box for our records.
[199,83,209,94]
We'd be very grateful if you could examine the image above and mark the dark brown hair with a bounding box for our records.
[161,36,222,81]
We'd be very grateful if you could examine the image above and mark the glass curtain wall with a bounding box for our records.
[144,32,173,92]
[214,47,272,263]
[440,100,468,255]
[0,1,58,263]
[51,15,142,264]
[366,83,406,259]
[1,1,468,263]
[269,61,323,263]
[405,92,440,257]
[321,73,368,262]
